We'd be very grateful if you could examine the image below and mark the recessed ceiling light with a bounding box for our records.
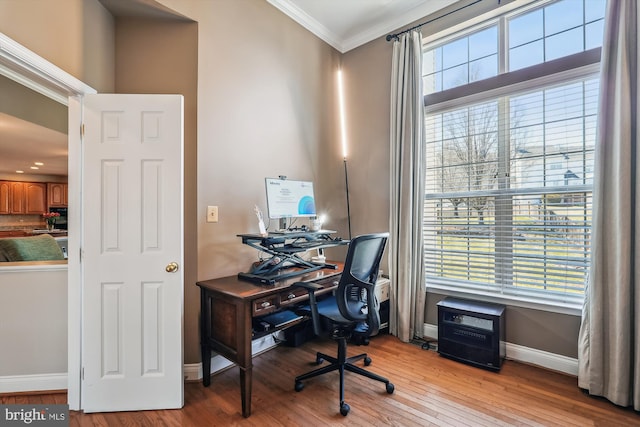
[16,170,24,174]
[30,166,39,170]
[34,162,44,166]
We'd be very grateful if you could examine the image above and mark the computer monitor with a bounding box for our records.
[265,178,316,229]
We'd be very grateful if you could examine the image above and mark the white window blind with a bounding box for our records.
[422,0,605,308]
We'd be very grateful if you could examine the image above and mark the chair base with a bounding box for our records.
[294,336,394,416]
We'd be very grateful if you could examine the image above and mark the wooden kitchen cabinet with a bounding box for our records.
[10,182,25,214]
[1,182,47,215]
[47,183,68,207]
[25,183,47,214]
[0,181,9,214]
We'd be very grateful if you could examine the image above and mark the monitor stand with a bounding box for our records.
[279,217,288,231]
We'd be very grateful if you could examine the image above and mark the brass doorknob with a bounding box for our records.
[165,262,179,273]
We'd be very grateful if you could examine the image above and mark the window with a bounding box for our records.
[509,0,606,70]
[423,25,498,94]
[422,0,605,309]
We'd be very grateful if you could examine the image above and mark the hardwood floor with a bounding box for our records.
[3,334,638,426]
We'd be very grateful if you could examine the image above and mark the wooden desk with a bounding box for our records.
[197,263,343,417]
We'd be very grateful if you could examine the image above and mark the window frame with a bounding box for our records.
[421,0,603,315]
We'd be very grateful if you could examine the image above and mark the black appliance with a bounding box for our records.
[437,297,505,371]
[49,207,68,230]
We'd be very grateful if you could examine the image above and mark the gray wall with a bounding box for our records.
[155,0,343,363]
[0,265,67,376]
[0,0,115,92]
[0,76,67,134]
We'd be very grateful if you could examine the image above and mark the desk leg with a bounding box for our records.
[201,345,211,387]
[200,290,212,387]
[240,365,252,417]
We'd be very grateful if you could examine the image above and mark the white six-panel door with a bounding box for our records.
[81,94,184,412]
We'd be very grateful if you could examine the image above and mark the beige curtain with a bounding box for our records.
[389,30,426,342]
[578,0,640,410]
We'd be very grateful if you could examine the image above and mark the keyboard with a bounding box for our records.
[270,229,337,235]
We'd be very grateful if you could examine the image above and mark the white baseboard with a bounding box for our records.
[0,373,67,394]
[423,323,578,376]
[2,334,280,394]
[423,322,439,340]
[505,342,578,376]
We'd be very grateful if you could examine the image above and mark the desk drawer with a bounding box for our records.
[279,287,308,307]
[253,295,279,315]
[252,275,340,316]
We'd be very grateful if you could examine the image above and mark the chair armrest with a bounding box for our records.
[335,275,380,336]
[293,281,323,292]
[293,281,324,335]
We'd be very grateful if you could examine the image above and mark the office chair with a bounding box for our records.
[293,233,394,416]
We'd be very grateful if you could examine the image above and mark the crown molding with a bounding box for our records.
[266,0,345,52]
[267,0,458,53]
[340,0,457,52]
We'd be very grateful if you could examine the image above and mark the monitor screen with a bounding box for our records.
[265,178,316,219]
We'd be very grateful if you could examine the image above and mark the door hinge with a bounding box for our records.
[81,123,85,137]
[81,367,85,380]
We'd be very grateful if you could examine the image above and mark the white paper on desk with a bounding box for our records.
[255,205,268,236]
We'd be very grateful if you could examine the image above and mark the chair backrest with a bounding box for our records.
[335,233,389,337]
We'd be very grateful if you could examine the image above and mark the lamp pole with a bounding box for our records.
[344,157,352,240]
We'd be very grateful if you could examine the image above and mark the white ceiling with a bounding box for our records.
[0,113,68,177]
[267,0,458,52]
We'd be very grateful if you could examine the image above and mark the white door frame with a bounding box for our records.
[0,33,96,410]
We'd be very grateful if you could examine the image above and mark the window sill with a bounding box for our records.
[426,283,582,316]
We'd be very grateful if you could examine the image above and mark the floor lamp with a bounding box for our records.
[343,157,352,240]
[338,69,352,240]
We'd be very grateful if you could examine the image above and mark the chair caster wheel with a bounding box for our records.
[364,356,372,366]
[295,381,304,392]
[386,383,395,394]
[340,402,350,416]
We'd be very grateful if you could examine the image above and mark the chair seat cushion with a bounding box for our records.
[299,295,367,328]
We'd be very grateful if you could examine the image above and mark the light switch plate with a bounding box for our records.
[207,206,218,223]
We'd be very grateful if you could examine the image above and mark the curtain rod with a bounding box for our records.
[386,0,485,42]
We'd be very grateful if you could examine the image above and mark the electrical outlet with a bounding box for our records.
[207,206,219,223]
[375,278,390,302]
[380,284,390,302]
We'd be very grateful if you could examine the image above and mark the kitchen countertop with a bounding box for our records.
[31,229,67,234]
[0,229,68,237]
